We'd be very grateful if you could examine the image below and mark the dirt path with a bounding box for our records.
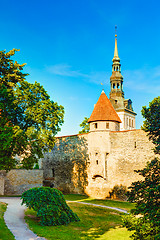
[0,197,46,240]
[67,200,128,214]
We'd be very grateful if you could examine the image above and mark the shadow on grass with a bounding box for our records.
[24,201,129,240]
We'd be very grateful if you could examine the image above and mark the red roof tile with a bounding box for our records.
[88,91,121,123]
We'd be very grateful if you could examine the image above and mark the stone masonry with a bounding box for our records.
[0,169,43,195]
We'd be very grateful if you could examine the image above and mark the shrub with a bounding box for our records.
[109,185,128,200]
[21,187,80,226]
[34,163,39,169]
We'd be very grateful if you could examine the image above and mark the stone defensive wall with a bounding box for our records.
[85,129,157,198]
[108,129,156,187]
[0,169,43,195]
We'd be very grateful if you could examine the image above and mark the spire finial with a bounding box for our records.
[114,25,119,58]
[115,25,117,37]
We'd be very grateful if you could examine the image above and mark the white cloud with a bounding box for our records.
[46,63,160,94]
[123,66,160,94]
[46,64,88,78]
[46,63,109,85]
[86,71,110,85]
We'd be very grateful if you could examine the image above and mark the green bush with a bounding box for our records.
[34,163,39,169]
[109,185,127,200]
[21,187,80,226]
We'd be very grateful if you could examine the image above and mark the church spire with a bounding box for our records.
[113,26,120,60]
[110,26,124,98]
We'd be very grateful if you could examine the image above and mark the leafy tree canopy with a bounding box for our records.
[0,49,64,170]
[123,97,160,239]
[123,158,160,239]
[141,96,160,154]
[79,117,89,134]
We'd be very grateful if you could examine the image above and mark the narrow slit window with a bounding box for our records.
[95,123,98,129]
[126,117,128,126]
[52,168,55,177]
[106,123,109,129]
[96,160,98,165]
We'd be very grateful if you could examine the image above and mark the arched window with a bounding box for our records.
[92,175,103,179]
[95,123,98,129]
[113,83,115,89]
[117,83,120,89]
[117,66,118,71]
[132,120,134,128]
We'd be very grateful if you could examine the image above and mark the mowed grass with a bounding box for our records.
[24,200,132,240]
[0,202,15,240]
[64,194,134,211]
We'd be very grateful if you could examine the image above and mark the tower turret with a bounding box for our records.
[88,90,121,132]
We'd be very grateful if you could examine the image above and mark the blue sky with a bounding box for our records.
[1,0,160,136]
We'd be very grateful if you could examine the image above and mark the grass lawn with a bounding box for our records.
[24,200,133,240]
[64,194,135,211]
[0,202,15,240]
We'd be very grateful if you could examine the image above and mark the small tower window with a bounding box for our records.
[135,142,137,148]
[52,168,55,178]
[132,120,134,128]
[106,123,109,129]
[95,123,98,129]
[117,67,118,71]
[126,117,128,127]
[113,83,115,89]
[114,67,116,71]
[129,119,131,127]
[117,83,120,89]
[95,152,98,156]
[96,160,98,165]
[115,100,117,104]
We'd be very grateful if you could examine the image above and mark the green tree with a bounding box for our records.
[141,96,160,154]
[123,158,160,240]
[0,49,64,170]
[79,117,89,134]
[123,97,160,239]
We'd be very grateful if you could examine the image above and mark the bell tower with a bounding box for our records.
[109,27,137,131]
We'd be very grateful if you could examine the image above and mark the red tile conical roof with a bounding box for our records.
[88,90,121,123]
